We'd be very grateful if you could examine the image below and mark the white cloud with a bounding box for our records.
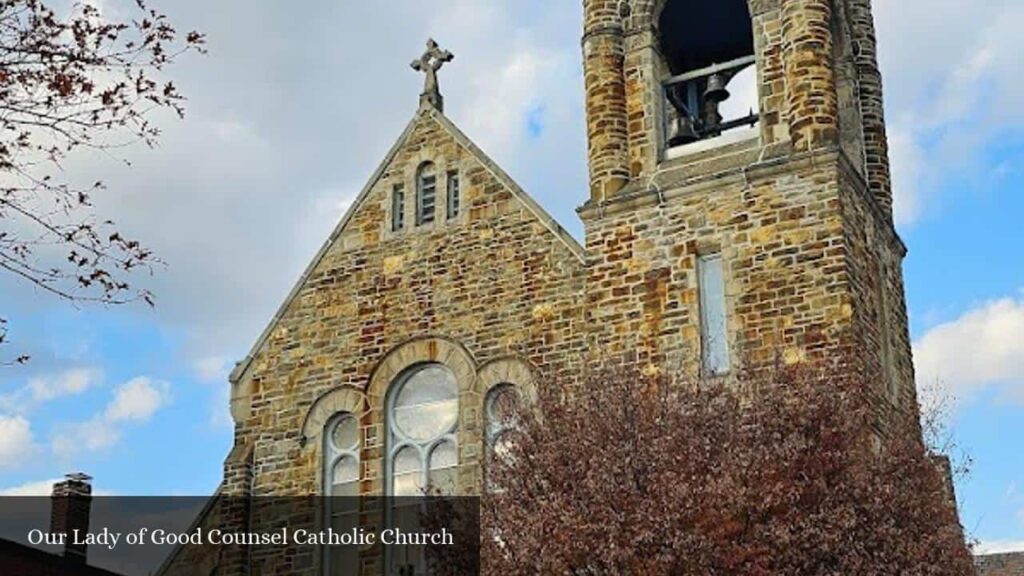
[27,368,98,402]
[461,40,563,160]
[874,0,1024,227]
[52,418,120,459]
[0,367,100,414]
[51,377,171,459]
[105,377,169,423]
[914,295,1024,406]
[888,126,924,227]
[0,415,38,469]
[194,355,230,384]
[0,478,64,496]
[192,357,236,428]
[975,539,1024,555]
[208,383,233,430]
[0,477,114,496]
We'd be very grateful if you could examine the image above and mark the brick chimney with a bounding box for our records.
[50,472,92,564]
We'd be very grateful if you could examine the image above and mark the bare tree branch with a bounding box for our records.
[0,0,204,363]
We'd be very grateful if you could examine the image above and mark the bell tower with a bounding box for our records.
[582,0,894,209]
[580,0,915,416]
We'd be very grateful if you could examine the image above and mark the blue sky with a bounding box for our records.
[1,0,1023,554]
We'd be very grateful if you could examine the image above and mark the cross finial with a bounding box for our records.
[411,38,454,112]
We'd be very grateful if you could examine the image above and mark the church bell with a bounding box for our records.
[704,73,731,104]
[668,115,700,147]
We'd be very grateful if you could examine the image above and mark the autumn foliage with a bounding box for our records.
[475,359,974,576]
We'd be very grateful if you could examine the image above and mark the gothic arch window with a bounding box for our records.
[415,162,437,226]
[386,363,459,496]
[484,383,519,491]
[485,383,518,457]
[324,413,360,574]
[658,0,759,148]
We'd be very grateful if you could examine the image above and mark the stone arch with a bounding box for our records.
[299,385,368,448]
[366,335,477,403]
[653,0,755,74]
[645,0,763,26]
[475,356,538,404]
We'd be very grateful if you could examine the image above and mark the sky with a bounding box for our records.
[1,0,1023,554]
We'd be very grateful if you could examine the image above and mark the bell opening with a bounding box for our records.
[658,0,759,151]
[658,0,754,75]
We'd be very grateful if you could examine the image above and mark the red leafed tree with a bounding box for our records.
[0,0,204,363]
[477,358,975,575]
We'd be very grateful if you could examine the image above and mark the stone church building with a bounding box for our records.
[160,0,920,574]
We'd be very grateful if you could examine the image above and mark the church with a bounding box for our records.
[160,0,918,574]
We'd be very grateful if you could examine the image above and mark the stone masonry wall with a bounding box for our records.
[836,158,916,411]
[219,109,588,575]
[581,151,853,378]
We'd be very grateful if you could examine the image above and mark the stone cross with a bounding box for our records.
[411,38,454,112]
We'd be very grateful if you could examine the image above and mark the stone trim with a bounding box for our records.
[299,386,369,448]
[581,24,625,45]
[579,145,908,259]
[476,356,538,403]
[366,336,478,401]
[976,552,1024,576]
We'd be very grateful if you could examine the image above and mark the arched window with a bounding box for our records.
[385,363,459,575]
[485,383,518,456]
[415,162,437,226]
[658,0,759,147]
[324,413,360,574]
[484,383,519,491]
[386,363,459,496]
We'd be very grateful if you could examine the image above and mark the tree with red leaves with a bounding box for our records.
[0,0,204,364]
[474,358,974,576]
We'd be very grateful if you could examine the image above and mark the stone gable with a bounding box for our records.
[227,104,589,497]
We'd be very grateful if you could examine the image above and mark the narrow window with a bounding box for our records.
[485,383,518,491]
[698,254,730,376]
[392,184,405,232]
[446,171,460,220]
[416,163,437,226]
[324,414,360,575]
